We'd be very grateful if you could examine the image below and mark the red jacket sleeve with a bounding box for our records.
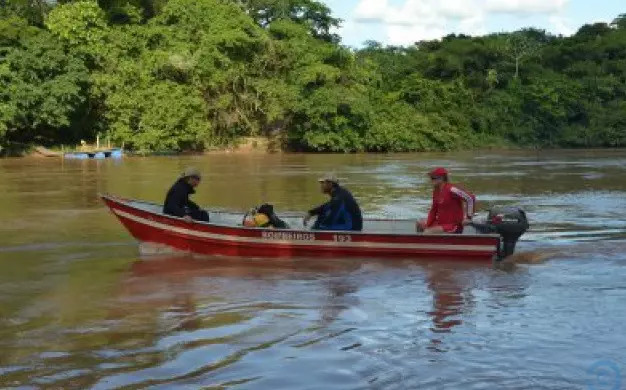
[450,186,475,217]
[426,197,437,227]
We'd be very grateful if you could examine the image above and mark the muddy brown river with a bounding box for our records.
[1,150,625,389]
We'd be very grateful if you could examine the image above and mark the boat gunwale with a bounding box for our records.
[99,193,501,241]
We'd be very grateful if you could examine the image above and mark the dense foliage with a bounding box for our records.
[1,1,625,152]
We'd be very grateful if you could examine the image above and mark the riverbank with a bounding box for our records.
[1,137,281,158]
[5,138,625,159]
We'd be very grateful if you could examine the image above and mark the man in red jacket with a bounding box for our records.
[416,167,475,234]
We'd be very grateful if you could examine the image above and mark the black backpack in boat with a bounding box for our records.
[257,204,289,229]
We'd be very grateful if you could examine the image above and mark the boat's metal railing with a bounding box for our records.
[100,193,498,238]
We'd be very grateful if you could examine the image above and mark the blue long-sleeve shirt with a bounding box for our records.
[309,186,363,231]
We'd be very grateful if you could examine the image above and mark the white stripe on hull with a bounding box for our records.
[113,209,496,253]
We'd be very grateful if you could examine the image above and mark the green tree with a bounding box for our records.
[0,31,89,144]
[2,1,626,152]
[238,0,340,42]
[46,1,108,63]
[612,14,626,30]
[0,0,50,26]
[502,31,541,79]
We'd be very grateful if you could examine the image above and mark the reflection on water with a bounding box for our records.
[1,150,626,389]
[427,268,468,334]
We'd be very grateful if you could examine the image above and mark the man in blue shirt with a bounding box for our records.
[304,173,363,231]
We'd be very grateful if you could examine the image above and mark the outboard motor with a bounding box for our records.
[472,206,530,261]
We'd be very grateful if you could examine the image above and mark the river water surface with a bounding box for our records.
[1,150,625,389]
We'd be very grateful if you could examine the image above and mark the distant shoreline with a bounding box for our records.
[4,136,626,159]
[5,144,626,160]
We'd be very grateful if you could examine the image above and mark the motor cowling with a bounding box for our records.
[473,206,529,260]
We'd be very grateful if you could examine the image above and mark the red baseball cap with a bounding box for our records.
[429,167,448,178]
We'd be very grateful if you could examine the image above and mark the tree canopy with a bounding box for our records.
[1,0,626,153]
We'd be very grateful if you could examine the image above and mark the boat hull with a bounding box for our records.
[102,195,501,262]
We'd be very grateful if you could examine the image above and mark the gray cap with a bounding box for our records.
[318,173,339,184]
[181,167,202,179]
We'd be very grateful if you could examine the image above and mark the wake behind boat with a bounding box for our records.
[101,194,529,262]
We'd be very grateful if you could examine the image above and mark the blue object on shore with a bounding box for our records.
[63,149,124,160]
[64,152,89,159]
[110,149,123,159]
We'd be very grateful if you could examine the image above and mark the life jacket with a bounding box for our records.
[243,204,289,229]
[254,213,272,227]
[243,212,268,227]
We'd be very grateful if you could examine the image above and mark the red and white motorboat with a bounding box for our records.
[101,194,528,262]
